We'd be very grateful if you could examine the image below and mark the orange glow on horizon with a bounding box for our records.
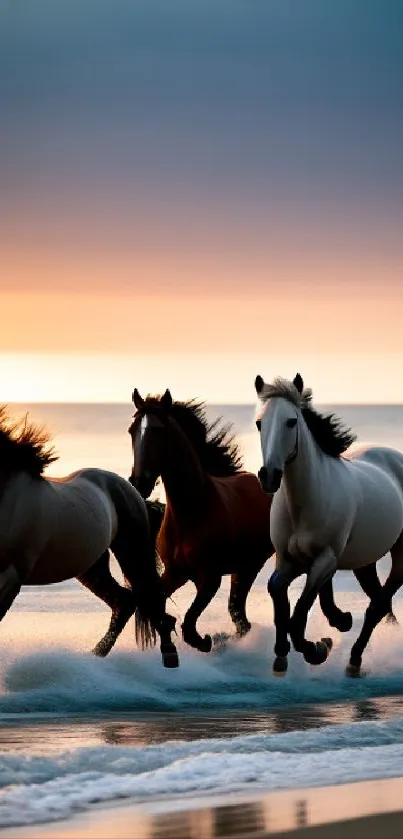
[1,285,403,357]
[3,351,403,404]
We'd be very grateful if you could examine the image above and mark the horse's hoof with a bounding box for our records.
[315,639,332,664]
[306,640,331,666]
[273,656,288,676]
[162,648,180,668]
[346,662,361,678]
[335,612,353,633]
[199,634,212,653]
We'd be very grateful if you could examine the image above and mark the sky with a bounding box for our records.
[1,0,402,402]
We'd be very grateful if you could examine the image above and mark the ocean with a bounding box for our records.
[2,402,403,831]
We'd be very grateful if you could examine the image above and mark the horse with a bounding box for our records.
[0,406,179,668]
[128,388,352,655]
[255,372,401,677]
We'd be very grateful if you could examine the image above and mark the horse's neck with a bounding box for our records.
[160,425,207,516]
[284,419,327,523]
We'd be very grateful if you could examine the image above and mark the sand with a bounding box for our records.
[3,775,403,838]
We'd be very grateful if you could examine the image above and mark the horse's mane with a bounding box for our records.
[0,406,58,477]
[142,396,243,476]
[171,400,243,475]
[258,377,356,458]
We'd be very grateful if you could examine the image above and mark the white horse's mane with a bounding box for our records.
[256,376,356,457]
[257,377,313,410]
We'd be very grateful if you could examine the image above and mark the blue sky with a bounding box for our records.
[1,1,402,401]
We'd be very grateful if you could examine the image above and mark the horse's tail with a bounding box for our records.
[133,562,166,650]
[107,476,166,650]
[128,554,164,650]
[133,498,166,650]
[134,603,158,649]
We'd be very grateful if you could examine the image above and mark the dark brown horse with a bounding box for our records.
[128,390,355,658]
[128,389,273,652]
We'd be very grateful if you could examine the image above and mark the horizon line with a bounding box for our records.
[7,400,403,408]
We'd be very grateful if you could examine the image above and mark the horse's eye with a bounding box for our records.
[286,418,297,428]
[256,419,261,431]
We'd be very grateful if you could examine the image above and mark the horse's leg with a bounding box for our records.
[354,563,397,624]
[229,563,263,638]
[319,579,353,632]
[289,548,337,665]
[347,543,403,676]
[160,567,188,609]
[182,573,222,652]
[267,558,302,675]
[111,527,179,668]
[156,565,188,640]
[77,551,136,657]
[0,563,21,621]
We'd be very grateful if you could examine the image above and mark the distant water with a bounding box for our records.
[2,403,403,830]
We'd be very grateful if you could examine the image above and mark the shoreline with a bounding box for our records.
[4,775,403,838]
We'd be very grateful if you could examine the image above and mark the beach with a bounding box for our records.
[2,405,403,836]
[4,776,403,838]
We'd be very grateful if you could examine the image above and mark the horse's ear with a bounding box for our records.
[255,374,265,394]
[161,389,172,410]
[132,388,145,410]
[293,373,304,394]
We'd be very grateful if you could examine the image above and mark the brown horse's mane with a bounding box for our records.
[140,396,243,476]
[0,406,58,477]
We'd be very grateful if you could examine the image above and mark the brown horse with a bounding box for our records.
[128,388,273,652]
[128,390,355,657]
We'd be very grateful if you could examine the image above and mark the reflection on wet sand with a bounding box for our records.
[213,802,265,837]
[353,700,381,723]
[5,777,403,838]
[2,694,403,756]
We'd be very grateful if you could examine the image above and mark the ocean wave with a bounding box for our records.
[2,721,403,826]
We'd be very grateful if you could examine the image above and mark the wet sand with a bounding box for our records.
[2,694,403,838]
[4,775,403,839]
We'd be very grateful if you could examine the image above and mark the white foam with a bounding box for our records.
[2,719,403,827]
[1,618,403,715]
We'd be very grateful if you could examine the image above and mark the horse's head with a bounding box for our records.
[128,388,173,499]
[254,373,302,493]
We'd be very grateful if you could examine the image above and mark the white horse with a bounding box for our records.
[254,374,403,677]
[0,407,178,667]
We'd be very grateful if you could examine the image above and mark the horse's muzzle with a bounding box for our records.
[258,466,283,493]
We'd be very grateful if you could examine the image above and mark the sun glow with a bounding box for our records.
[3,352,403,405]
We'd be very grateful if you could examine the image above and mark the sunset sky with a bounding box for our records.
[1,1,402,403]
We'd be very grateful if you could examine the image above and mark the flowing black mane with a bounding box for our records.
[302,401,356,457]
[0,407,58,477]
[170,400,243,475]
[141,397,243,476]
[257,376,356,458]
